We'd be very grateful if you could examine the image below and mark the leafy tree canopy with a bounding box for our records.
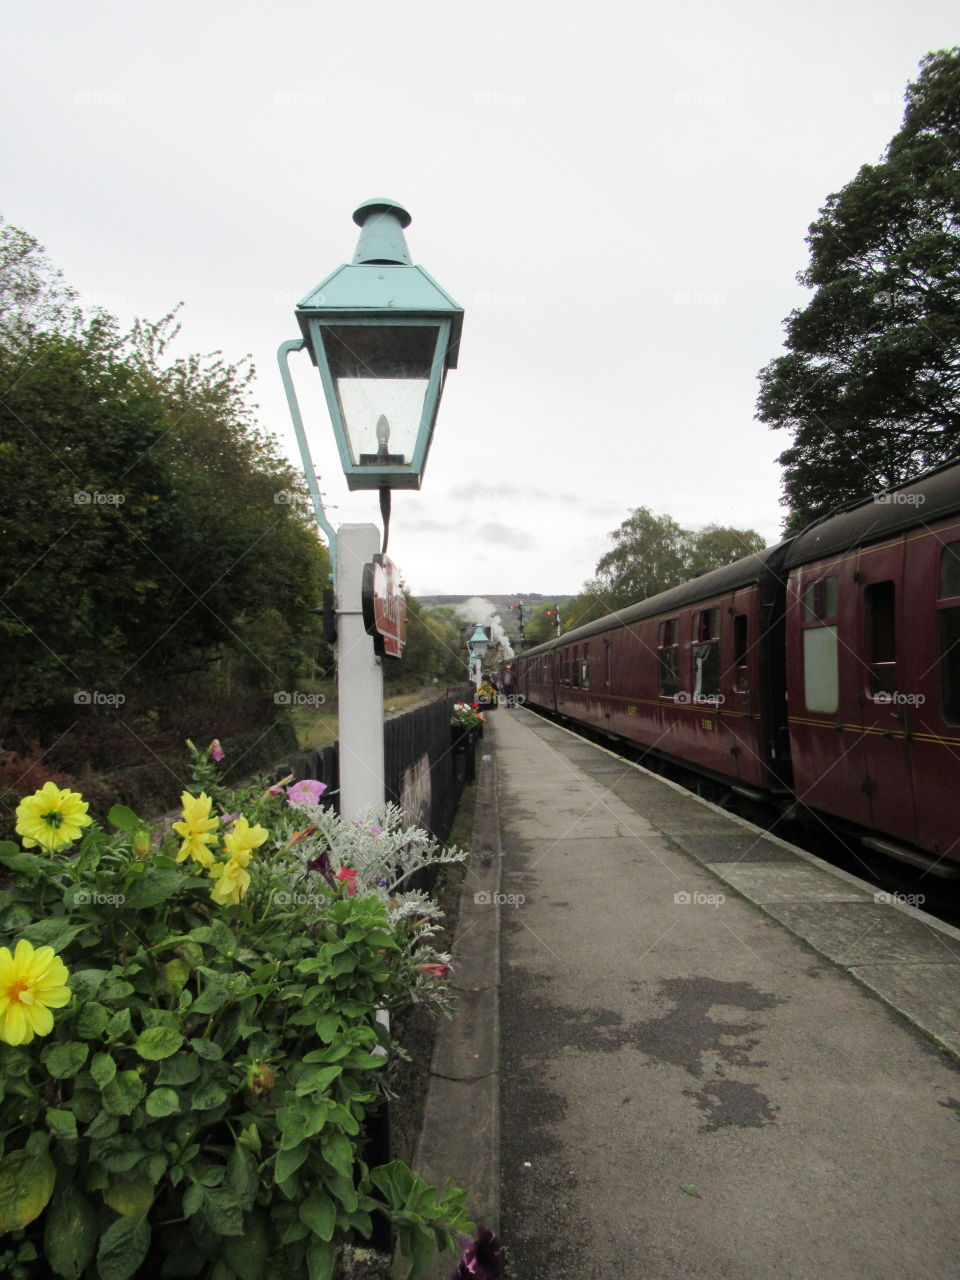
[0,220,332,753]
[565,509,766,629]
[757,48,960,530]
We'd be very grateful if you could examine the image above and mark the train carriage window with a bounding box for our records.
[581,645,590,691]
[571,646,580,688]
[658,619,680,696]
[800,576,839,714]
[940,543,960,599]
[864,581,896,696]
[692,608,721,699]
[803,577,838,623]
[733,614,749,693]
[803,627,839,713]
[940,609,960,724]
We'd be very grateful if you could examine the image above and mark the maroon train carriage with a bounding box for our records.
[516,459,960,875]
[515,544,793,799]
[783,460,960,874]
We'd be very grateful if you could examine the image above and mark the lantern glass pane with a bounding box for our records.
[320,323,440,467]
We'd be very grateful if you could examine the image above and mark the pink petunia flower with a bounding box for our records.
[210,739,224,762]
[288,779,328,807]
[414,963,450,978]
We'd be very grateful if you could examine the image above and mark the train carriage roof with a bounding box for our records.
[520,543,790,657]
[520,459,960,661]
[783,457,960,570]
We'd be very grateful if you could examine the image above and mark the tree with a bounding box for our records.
[0,217,80,343]
[574,509,766,621]
[757,48,960,530]
[0,227,332,755]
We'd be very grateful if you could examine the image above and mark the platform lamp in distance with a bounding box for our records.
[467,623,490,692]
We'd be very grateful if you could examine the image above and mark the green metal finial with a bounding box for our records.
[352,198,413,266]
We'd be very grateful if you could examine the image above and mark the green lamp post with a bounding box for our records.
[282,198,463,499]
[277,200,463,817]
[466,623,490,692]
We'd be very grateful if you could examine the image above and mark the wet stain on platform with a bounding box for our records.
[684,1077,781,1132]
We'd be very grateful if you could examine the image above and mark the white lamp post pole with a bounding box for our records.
[335,524,384,817]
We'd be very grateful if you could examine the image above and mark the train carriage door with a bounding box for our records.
[856,537,917,846]
[895,526,960,864]
[788,561,872,829]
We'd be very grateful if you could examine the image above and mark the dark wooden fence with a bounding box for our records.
[278,685,476,844]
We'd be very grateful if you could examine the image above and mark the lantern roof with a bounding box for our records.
[296,199,463,369]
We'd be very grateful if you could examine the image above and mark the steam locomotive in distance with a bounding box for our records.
[514,460,960,876]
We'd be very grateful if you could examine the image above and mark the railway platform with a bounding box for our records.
[416,705,960,1279]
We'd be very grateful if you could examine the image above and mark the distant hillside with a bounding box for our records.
[418,594,572,609]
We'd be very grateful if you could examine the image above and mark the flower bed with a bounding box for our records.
[0,741,498,1280]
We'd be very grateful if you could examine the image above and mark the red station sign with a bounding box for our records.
[362,554,408,659]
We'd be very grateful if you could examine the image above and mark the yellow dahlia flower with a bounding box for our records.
[0,940,71,1045]
[172,791,218,866]
[223,816,268,859]
[16,782,92,853]
[208,848,252,907]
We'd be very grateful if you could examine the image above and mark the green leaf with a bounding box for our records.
[191,1080,227,1110]
[90,1134,147,1174]
[0,1147,56,1232]
[156,1053,200,1086]
[403,1224,438,1280]
[312,1012,341,1043]
[321,1133,354,1179]
[145,1087,180,1118]
[123,868,185,910]
[90,1052,117,1090]
[188,920,236,955]
[189,1036,223,1060]
[42,1040,89,1079]
[295,1065,342,1096]
[192,976,232,1014]
[43,1184,98,1280]
[96,1212,150,1280]
[102,1070,144,1116]
[299,1191,335,1242]
[226,1144,258,1212]
[105,1007,133,1041]
[86,1110,120,1139]
[306,1239,338,1280]
[108,805,144,834]
[200,1185,244,1237]
[23,919,84,953]
[161,958,190,992]
[133,1025,184,1060]
[66,968,108,999]
[182,1182,203,1218]
[221,1210,270,1280]
[102,977,135,1002]
[103,1173,155,1217]
[0,847,45,878]
[77,1001,111,1037]
[45,1107,78,1141]
[274,1144,309,1185]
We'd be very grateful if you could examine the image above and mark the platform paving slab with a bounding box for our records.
[497,707,960,1280]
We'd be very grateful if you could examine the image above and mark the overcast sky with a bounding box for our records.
[2,0,956,596]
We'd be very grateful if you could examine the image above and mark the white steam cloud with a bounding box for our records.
[457,597,515,661]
